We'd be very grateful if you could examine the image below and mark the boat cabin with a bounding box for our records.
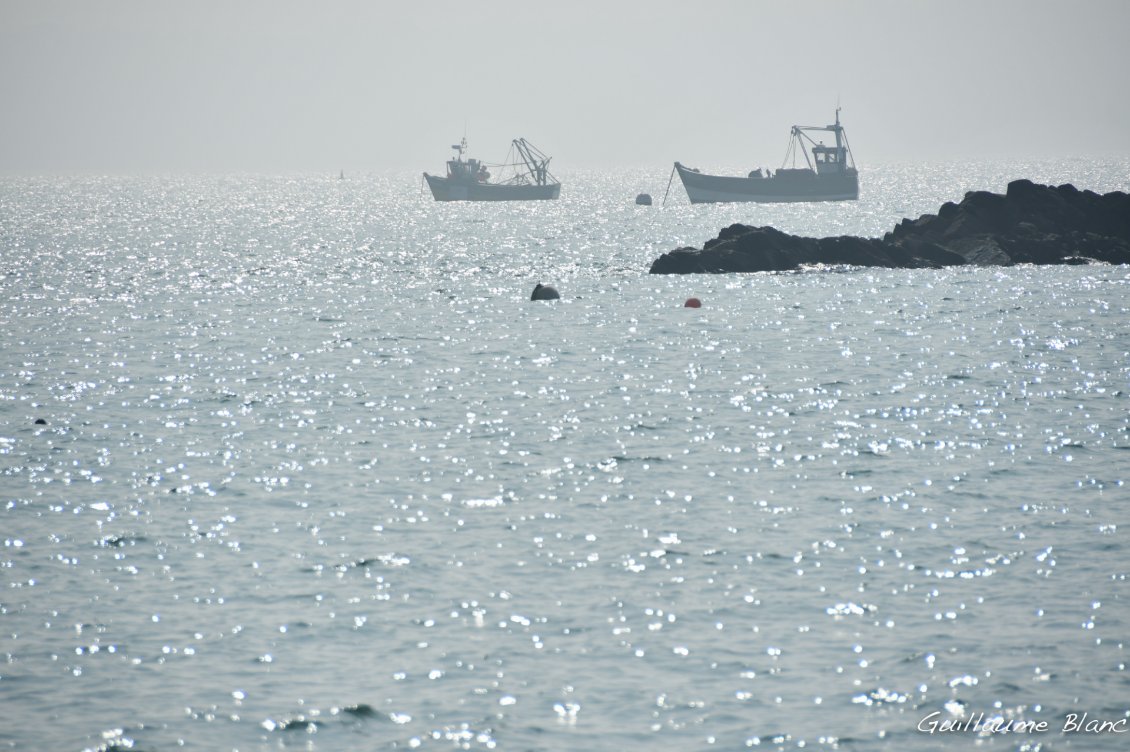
[447,156,490,184]
[812,143,850,174]
[444,138,491,184]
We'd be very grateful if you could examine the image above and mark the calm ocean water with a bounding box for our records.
[2,160,1128,751]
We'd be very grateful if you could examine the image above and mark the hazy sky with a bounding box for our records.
[2,0,1128,173]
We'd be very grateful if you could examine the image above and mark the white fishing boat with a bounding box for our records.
[424,137,560,201]
[672,108,859,204]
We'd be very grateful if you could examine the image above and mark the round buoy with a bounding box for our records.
[531,283,560,301]
[684,297,702,308]
[635,193,653,206]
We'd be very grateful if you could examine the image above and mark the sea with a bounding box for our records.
[1,159,1128,752]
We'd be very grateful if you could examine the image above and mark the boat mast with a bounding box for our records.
[786,125,815,170]
[451,137,467,160]
[834,108,855,169]
[512,138,553,186]
[784,108,855,171]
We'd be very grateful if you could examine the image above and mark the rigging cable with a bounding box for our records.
[662,164,677,206]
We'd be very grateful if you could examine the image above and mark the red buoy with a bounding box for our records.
[684,297,702,308]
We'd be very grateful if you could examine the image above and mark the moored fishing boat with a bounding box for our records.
[424,137,560,201]
[673,108,858,204]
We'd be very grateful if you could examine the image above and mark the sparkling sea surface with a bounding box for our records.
[2,160,1129,751]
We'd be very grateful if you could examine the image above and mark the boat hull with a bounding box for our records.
[424,174,560,202]
[675,162,858,204]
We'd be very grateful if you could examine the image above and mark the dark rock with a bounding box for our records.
[650,181,1130,274]
[531,283,560,301]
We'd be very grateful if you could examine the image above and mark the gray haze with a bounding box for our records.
[2,0,1128,174]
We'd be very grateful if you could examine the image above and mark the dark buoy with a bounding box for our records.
[531,283,560,301]
[34,418,47,425]
[635,193,653,206]
[684,297,702,308]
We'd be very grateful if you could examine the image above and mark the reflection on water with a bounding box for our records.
[1,162,1128,750]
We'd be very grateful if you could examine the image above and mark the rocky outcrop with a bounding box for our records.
[649,180,1130,274]
[530,283,560,300]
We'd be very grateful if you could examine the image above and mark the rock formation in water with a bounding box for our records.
[531,283,560,300]
[649,180,1130,274]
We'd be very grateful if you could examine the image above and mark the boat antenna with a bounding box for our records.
[452,121,468,159]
